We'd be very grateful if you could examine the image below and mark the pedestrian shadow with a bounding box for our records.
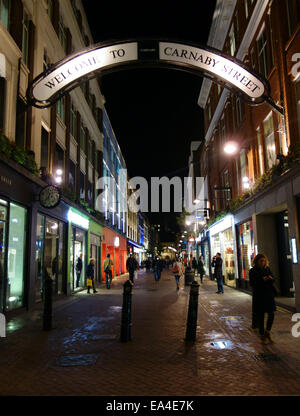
[158,289,182,310]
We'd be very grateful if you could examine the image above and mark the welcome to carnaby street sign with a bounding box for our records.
[27,39,273,109]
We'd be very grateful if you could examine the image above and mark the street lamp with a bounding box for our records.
[55,168,63,184]
[224,141,250,155]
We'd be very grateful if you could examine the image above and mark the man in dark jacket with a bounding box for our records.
[76,253,83,288]
[87,258,97,294]
[211,253,224,294]
[126,254,138,283]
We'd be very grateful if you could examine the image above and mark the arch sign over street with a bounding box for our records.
[27,39,276,110]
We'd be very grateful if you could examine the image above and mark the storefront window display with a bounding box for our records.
[70,226,87,291]
[238,220,255,280]
[0,200,27,312]
[223,228,235,287]
[209,223,235,287]
[35,213,66,301]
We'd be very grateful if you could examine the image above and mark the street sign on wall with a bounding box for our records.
[27,39,272,109]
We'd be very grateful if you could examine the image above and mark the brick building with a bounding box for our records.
[192,0,300,311]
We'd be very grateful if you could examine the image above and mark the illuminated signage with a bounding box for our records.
[68,209,89,230]
[291,238,298,264]
[114,237,120,247]
[27,40,269,108]
[160,42,265,100]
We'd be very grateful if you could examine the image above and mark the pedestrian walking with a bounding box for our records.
[103,254,113,289]
[172,258,184,290]
[192,257,198,276]
[211,253,224,294]
[198,255,205,283]
[75,252,83,288]
[249,253,277,345]
[126,253,138,283]
[153,257,163,282]
[86,258,97,294]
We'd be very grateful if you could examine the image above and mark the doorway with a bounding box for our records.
[70,226,87,291]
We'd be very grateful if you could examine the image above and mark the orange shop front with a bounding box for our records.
[101,227,127,280]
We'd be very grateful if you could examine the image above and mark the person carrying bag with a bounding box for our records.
[172,258,184,290]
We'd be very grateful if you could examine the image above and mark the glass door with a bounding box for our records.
[71,227,86,291]
[35,214,45,301]
[0,202,7,312]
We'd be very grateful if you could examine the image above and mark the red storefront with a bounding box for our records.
[102,227,127,280]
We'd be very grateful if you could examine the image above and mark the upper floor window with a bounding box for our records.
[46,0,53,21]
[0,0,10,30]
[236,97,244,125]
[80,123,86,151]
[56,96,65,123]
[256,127,264,176]
[286,0,300,38]
[43,50,50,72]
[22,10,29,66]
[58,17,67,53]
[244,0,249,19]
[229,24,236,56]
[220,114,226,145]
[207,97,211,121]
[70,103,77,138]
[263,112,276,170]
[257,26,269,78]
[88,139,93,163]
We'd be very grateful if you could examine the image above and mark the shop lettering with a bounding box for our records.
[0,313,6,338]
[110,49,126,58]
[44,56,100,90]
[222,64,260,93]
[291,313,300,337]
[0,175,12,186]
[164,47,219,67]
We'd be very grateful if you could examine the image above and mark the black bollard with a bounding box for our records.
[43,269,53,331]
[185,280,200,342]
[120,279,133,342]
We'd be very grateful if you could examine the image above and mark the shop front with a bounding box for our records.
[208,214,237,288]
[236,219,255,291]
[102,227,126,279]
[35,213,66,301]
[127,239,144,265]
[0,199,27,312]
[198,231,211,278]
[67,208,89,293]
[89,219,102,283]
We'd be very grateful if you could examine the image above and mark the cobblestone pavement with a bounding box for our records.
[0,270,300,396]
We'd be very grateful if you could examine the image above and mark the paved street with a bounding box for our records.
[1,269,300,396]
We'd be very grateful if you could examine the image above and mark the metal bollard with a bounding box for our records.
[185,280,200,342]
[120,279,133,342]
[43,269,53,331]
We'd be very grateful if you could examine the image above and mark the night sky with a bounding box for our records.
[82,1,216,239]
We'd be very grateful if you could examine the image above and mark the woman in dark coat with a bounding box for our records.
[197,255,205,283]
[249,253,277,344]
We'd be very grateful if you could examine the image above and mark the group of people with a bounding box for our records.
[77,248,277,345]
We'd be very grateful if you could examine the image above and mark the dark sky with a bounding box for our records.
[82,0,216,239]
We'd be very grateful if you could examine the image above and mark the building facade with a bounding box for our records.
[101,107,127,278]
[193,0,300,311]
[0,0,107,313]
